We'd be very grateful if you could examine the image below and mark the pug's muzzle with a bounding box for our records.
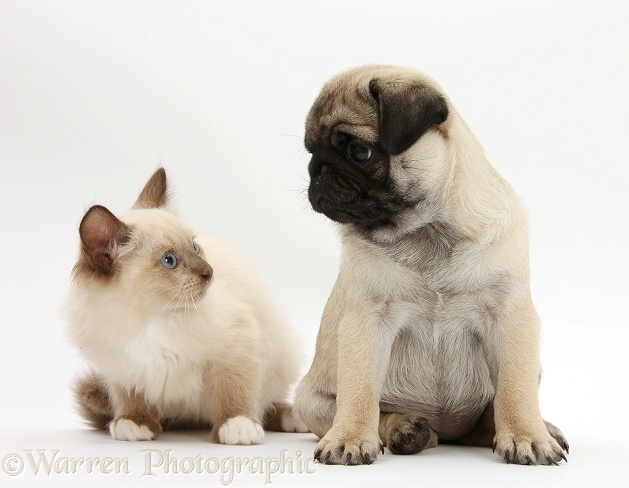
[308,147,408,230]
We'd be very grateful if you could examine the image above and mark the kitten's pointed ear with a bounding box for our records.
[134,168,169,209]
[369,79,449,155]
[79,205,130,274]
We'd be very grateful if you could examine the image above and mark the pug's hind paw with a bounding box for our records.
[314,427,384,465]
[380,413,438,455]
[494,432,568,465]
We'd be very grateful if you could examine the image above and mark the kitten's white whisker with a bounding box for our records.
[169,292,185,329]
[177,295,186,327]
[140,285,180,312]
[162,288,184,313]
[191,289,200,312]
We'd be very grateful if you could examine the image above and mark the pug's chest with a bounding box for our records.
[382,302,495,438]
[388,223,500,277]
[380,224,460,278]
[386,296,493,383]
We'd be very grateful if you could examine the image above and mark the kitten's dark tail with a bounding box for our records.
[73,372,113,430]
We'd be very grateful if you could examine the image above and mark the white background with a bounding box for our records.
[1,1,627,486]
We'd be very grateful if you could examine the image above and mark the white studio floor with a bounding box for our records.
[2,1,628,487]
[1,315,627,487]
[1,404,624,488]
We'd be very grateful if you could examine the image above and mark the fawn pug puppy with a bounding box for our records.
[295,65,568,465]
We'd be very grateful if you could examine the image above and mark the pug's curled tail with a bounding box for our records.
[73,372,113,430]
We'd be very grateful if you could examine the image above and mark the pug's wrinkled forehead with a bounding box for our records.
[304,74,379,151]
[304,65,449,156]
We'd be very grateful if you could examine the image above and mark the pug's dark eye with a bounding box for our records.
[347,142,373,164]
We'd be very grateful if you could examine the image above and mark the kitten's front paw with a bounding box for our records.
[494,429,568,465]
[109,416,161,441]
[218,416,265,445]
[314,425,384,465]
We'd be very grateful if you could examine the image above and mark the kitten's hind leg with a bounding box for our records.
[108,386,162,441]
[74,372,113,430]
[263,403,310,433]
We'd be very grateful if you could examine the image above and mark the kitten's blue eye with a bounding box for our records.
[160,252,178,269]
[193,240,200,254]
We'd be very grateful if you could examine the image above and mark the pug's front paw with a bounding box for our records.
[314,426,384,465]
[494,429,568,465]
[544,420,570,454]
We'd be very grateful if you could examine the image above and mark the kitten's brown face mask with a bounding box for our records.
[140,224,214,311]
[75,168,214,311]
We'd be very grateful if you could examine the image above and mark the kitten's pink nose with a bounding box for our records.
[191,255,213,282]
[201,266,213,281]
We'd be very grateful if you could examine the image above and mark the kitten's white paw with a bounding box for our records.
[109,418,157,441]
[282,408,310,433]
[218,416,265,445]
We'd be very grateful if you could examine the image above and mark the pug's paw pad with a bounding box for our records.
[218,416,265,445]
[314,427,383,465]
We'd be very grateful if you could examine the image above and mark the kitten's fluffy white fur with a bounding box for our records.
[66,169,306,443]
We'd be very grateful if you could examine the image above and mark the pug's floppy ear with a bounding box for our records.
[369,79,449,155]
